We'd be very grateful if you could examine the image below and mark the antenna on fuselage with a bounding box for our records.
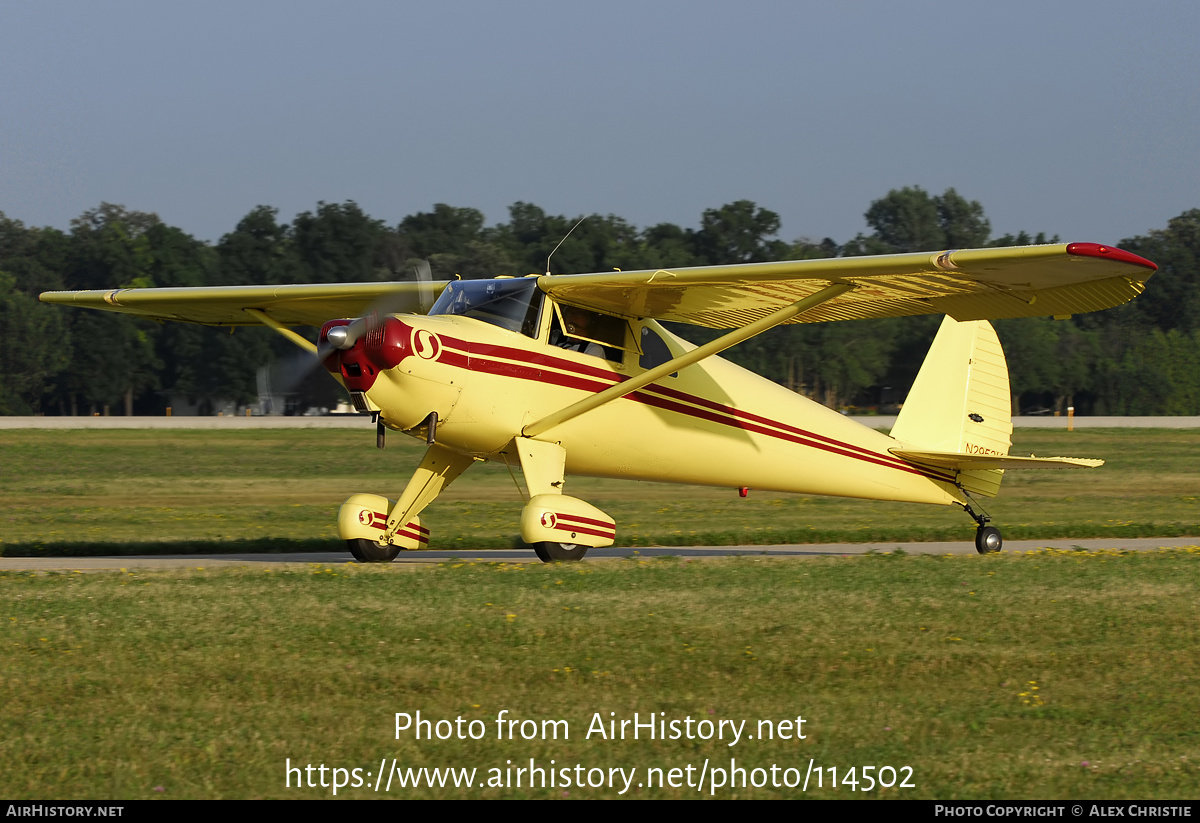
[545,217,586,276]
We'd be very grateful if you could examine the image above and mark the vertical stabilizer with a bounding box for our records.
[891,317,1012,496]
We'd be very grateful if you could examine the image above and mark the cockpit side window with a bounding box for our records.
[549,313,619,361]
[638,325,678,376]
[428,278,543,338]
[548,303,632,362]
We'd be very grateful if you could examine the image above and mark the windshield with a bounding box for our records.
[428,278,543,338]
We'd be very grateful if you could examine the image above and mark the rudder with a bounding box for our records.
[891,317,1012,496]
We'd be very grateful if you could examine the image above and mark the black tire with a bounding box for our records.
[974,526,1002,554]
[532,542,589,562]
[347,538,401,563]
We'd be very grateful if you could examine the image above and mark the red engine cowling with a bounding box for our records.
[319,317,412,392]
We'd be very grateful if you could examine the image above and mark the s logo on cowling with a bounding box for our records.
[413,329,442,361]
[540,512,557,529]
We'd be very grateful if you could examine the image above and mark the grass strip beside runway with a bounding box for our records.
[2,548,1198,799]
[1,428,1197,554]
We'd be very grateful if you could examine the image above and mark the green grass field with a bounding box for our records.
[1,428,1198,555]
[3,428,1198,799]
[3,548,1198,799]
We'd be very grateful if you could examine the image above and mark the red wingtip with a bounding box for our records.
[1065,243,1157,271]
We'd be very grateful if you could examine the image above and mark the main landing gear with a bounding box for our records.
[337,440,615,565]
[346,537,402,563]
[974,526,1002,554]
[963,502,1003,554]
[531,542,589,562]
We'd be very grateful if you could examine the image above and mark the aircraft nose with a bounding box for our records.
[319,317,412,391]
[326,325,354,350]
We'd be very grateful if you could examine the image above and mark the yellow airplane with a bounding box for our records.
[41,242,1157,561]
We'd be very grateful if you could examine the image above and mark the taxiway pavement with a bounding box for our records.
[2,536,1196,571]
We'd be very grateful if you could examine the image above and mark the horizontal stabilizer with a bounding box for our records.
[891,449,1104,471]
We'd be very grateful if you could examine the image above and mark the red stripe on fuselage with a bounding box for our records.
[421,330,956,484]
[464,338,920,468]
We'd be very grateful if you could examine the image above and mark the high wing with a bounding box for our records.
[537,243,1157,327]
[38,281,450,327]
[39,243,1155,330]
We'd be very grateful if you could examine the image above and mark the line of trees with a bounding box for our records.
[1,189,1197,415]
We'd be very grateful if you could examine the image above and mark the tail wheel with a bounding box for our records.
[347,538,401,563]
[532,542,588,562]
[975,526,1003,554]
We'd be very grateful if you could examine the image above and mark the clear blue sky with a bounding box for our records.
[2,0,1197,249]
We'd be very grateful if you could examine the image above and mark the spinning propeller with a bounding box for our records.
[317,260,438,359]
[278,261,445,429]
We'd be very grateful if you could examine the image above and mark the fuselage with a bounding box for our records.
[323,280,961,508]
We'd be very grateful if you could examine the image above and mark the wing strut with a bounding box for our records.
[244,308,318,355]
[383,443,477,542]
[522,282,854,438]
